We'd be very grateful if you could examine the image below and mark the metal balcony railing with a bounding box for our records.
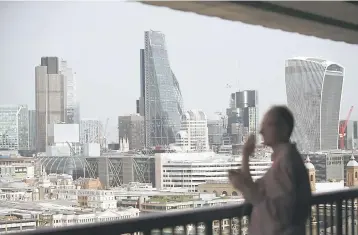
[20,188,358,235]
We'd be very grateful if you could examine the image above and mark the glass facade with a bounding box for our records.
[0,105,29,150]
[143,31,184,147]
[285,58,344,152]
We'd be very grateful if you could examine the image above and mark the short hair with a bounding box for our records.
[270,105,294,138]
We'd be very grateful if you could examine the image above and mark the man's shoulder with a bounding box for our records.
[277,143,302,167]
[278,143,300,159]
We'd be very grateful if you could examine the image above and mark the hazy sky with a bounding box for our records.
[1,2,358,142]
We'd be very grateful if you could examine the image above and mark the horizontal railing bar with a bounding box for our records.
[311,188,358,204]
[16,188,358,235]
[20,204,252,235]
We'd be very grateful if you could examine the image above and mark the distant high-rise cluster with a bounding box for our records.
[226,90,259,144]
[285,57,344,152]
[137,30,184,148]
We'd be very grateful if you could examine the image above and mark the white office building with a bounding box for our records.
[52,208,139,228]
[0,105,29,150]
[175,110,209,152]
[155,152,271,192]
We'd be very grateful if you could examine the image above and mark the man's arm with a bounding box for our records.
[237,172,266,204]
[239,151,294,207]
[240,140,259,201]
[229,168,266,204]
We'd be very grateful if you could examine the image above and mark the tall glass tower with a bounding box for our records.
[285,57,344,152]
[139,31,184,148]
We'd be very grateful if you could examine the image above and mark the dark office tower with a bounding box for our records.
[285,57,344,152]
[136,100,140,114]
[140,30,184,148]
[41,57,59,74]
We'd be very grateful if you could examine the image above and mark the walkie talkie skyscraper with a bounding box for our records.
[285,57,344,152]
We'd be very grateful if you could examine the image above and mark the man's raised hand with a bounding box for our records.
[243,134,256,160]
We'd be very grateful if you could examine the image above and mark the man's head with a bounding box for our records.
[260,105,294,147]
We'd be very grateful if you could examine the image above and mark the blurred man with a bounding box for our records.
[229,105,311,235]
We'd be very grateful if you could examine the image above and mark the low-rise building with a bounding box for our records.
[53,189,117,209]
[75,178,102,190]
[0,165,34,179]
[0,200,138,230]
[197,180,242,197]
[139,194,243,213]
[0,217,36,234]
[52,208,139,228]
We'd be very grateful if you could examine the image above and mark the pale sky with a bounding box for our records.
[1,2,358,142]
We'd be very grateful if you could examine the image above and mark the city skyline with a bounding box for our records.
[1,2,358,142]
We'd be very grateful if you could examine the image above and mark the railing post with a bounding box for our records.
[205,221,213,235]
[336,200,343,235]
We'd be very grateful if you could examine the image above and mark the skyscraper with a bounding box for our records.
[139,30,184,148]
[0,105,29,150]
[285,57,344,152]
[35,57,66,152]
[60,60,80,124]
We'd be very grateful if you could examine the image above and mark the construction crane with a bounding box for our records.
[339,106,354,150]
